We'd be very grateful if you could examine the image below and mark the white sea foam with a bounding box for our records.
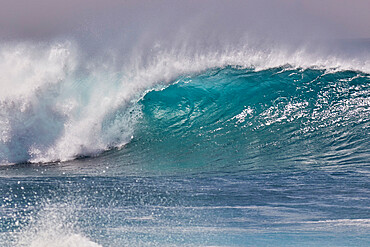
[0,40,368,164]
[14,202,101,247]
[27,234,101,247]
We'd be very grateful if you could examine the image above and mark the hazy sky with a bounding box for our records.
[0,0,369,42]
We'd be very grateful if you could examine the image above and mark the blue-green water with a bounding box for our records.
[1,66,369,246]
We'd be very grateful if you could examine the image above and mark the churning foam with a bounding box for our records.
[14,202,102,247]
[0,40,369,164]
[27,234,101,247]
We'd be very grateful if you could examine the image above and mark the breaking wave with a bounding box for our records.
[0,41,369,165]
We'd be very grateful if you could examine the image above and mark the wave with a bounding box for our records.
[0,41,369,165]
[131,66,369,170]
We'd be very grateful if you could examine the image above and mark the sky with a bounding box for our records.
[1,0,369,43]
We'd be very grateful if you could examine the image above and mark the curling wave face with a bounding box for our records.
[129,66,369,172]
[0,41,369,165]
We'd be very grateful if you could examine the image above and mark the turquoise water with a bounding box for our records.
[1,66,369,246]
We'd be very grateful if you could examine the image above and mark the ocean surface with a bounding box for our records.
[0,42,369,246]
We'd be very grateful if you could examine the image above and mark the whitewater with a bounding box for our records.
[1,1,370,246]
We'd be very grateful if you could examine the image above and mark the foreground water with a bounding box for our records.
[1,65,369,246]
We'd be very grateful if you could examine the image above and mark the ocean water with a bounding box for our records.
[0,43,369,246]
